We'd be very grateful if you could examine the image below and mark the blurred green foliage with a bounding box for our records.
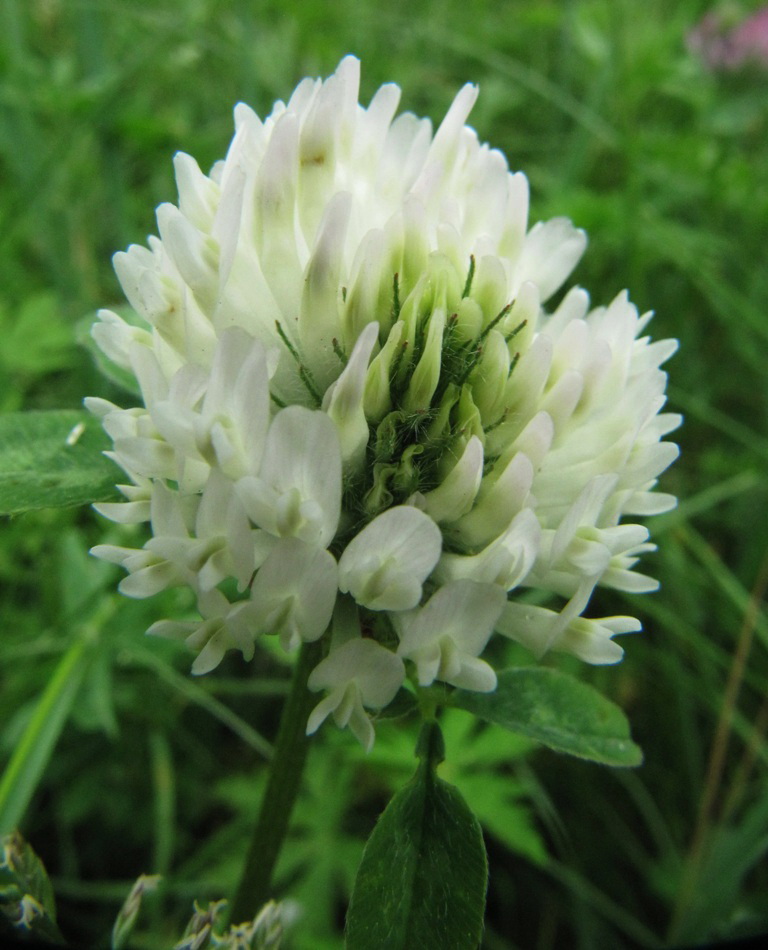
[1,0,767,946]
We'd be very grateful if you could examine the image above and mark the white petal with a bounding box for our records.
[306,689,344,736]
[347,700,376,753]
[338,506,442,610]
[397,579,506,659]
[454,452,534,548]
[174,151,219,230]
[437,507,540,590]
[298,191,352,389]
[497,602,639,665]
[513,217,587,302]
[322,321,379,471]
[308,637,405,710]
[256,406,342,546]
[419,435,484,523]
[254,111,302,322]
[550,474,618,564]
[250,539,338,649]
[156,203,218,313]
[448,655,497,692]
[93,499,151,524]
[191,629,230,675]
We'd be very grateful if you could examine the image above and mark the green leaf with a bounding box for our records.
[450,667,642,767]
[346,721,487,950]
[0,409,120,514]
[0,295,77,411]
[438,711,548,867]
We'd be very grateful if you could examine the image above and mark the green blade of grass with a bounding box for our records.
[0,638,91,836]
[121,645,274,760]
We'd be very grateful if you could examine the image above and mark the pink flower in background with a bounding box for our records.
[688,5,768,70]
[89,57,680,749]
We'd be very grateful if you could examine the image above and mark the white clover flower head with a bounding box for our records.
[89,55,679,749]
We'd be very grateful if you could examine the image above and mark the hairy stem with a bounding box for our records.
[229,638,323,923]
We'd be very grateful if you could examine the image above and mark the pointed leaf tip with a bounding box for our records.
[347,722,487,950]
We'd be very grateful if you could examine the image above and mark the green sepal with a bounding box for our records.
[392,443,424,494]
[453,384,484,450]
[363,461,398,516]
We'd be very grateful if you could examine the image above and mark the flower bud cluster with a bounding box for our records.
[89,57,679,749]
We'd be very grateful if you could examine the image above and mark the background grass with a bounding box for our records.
[1,0,767,947]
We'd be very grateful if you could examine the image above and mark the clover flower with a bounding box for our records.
[89,56,679,748]
[688,6,768,72]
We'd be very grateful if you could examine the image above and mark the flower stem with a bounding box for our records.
[229,638,323,924]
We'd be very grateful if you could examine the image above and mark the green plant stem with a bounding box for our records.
[229,639,323,924]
